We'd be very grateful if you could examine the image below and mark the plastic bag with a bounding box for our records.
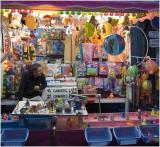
[51,40,64,54]
[77,78,87,90]
[99,62,108,75]
[87,62,98,76]
[93,45,103,59]
[103,78,112,91]
[95,78,103,88]
[83,43,95,63]
[76,62,86,77]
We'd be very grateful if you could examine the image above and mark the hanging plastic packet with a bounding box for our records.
[93,45,103,59]
[103,78,112,91]
[87,62,98,76]
[61,64,72,76]
[113,79,122,96]
[99,62,108,75]
[77,78,87,90]
[51,40,65,54]
[95,77,103,88]
[76,62,86,77]
[88,77,95,85]
[83,43,95,63]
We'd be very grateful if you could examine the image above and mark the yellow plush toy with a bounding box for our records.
[25,15,36,30]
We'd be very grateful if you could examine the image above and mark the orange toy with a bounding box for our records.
[136,73,153,107]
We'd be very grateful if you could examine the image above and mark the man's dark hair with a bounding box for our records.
[31,63,41,72]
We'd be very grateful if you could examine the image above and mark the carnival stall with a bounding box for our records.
[1,1,159,146]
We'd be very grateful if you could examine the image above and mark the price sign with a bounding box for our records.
[148,31,159,38]
[149,39,159,48]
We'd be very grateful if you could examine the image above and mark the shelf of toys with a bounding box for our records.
[1,9,159,110]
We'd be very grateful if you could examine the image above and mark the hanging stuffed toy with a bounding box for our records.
[29,43,36,61]
[136,72,153,107]
[102,17,113,39]
[25,14,36,30]
[143,56,158,74]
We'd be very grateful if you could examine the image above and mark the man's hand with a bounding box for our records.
[34,85,40,91]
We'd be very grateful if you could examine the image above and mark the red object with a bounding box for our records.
[17,9,21,13]
[144,112,149,117]
[143,57,158,74]
[2,113,8,120]
[23,9,28,14]
[154,118,159,124]
[29,10,33,13]
[11,9,16,13]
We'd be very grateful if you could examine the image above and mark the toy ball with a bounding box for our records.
[147,133,153,141]
[143,58,158,74]
[142,80,152,91]
[13,115,18,120]
[126,76,134,83]
[127,65,139,77]
[8,114,12,120]
[143,119,147,123]
[75,53,81,61]
[2,113,8,120]
[144,112,149,117]
[154,118,159,124]
[85,22,95,37]
[141,73,149,81]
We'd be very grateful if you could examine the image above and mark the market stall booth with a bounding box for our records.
[1,0,159,146]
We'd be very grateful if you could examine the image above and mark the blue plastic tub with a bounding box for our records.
[1,120,20,129]
[85,127,112,146]
[1,128,29,146]
[113,126,141,145]
[23,116,54,129]
[138,124,159,143]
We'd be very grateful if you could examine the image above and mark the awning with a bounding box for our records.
[1,1,159,12]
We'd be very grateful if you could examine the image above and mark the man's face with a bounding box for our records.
[34,67,43,77]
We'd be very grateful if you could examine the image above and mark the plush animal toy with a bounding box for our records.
[136,72,153,107]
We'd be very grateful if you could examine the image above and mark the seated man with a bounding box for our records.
[18,63,47,100]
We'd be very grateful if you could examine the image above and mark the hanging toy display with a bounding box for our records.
[143,56,158,75]
[85,22,95,37]
[127,65,139,78]
[141,73,149,81]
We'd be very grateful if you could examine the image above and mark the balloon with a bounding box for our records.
[143,58,158,74]
[103,34,125,55]
[141,73,149,81]
[127,65,139,77]
[85,22,95,37]
[142,80,152,91]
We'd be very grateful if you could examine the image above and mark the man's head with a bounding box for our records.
[32,63,43,77]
